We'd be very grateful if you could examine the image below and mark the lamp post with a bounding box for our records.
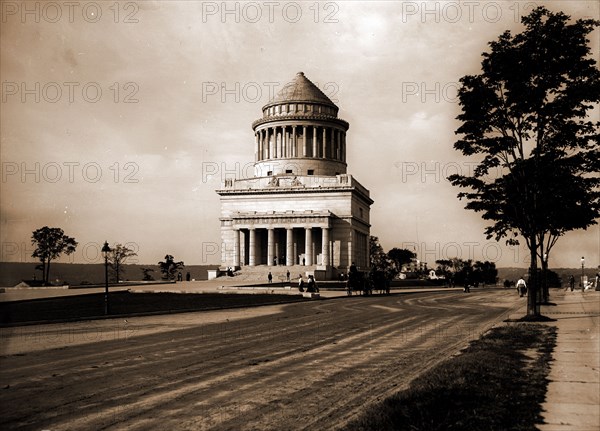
[581,256,585,292]
[102,241,111,315]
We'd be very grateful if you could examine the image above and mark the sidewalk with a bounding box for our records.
[537,289,600,431]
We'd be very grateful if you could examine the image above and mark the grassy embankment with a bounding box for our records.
[0,292,307,325]
[345,323,556,431]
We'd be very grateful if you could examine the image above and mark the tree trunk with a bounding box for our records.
[527,237,540,317]
[40,260,47,285]
[541,258,549,303]
[46,259,51,286]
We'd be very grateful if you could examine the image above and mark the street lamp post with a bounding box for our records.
[581,256,585,292]
[102,241,111,315]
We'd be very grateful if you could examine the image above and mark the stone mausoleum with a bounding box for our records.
[216,72,373,279]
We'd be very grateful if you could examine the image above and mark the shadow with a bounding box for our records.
[503,315,557,323]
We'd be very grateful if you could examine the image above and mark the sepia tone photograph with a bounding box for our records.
[1,1,599,429]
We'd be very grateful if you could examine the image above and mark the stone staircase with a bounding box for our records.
[229,265,320,283]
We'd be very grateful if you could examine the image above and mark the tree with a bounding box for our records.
[108,244,137,283]
[141,267,155,281]
[158,254,184,281]
[449,7,600,317]
[31,227,78,285]
[473,261,498,285]
[369,236,395,279]
[387,248,416,274]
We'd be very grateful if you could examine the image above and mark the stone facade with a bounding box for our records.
[216,72,373,277]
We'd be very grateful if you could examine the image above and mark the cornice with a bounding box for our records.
[252,115,349,130]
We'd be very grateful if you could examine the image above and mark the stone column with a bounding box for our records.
[322,127,327,159]
[332,129,337,160]
[292,125,297,157]
[302,126,307,157]
[341,131,346,162]
[248,228,256,266]
[283,126,287,158]
[255,133,259,162]
[233,229,240,268]
[286,228,293,266]
[305,227,313,266]
[276,126,282,158]
[268,128,274,159]
[365,232,370,269]
[312,126,317,157]
[258,130,262,160]
[267,228,275,266]
[348,229,354,269]
[322,227,330,267]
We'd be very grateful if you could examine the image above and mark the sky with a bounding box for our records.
[1,0,599,269]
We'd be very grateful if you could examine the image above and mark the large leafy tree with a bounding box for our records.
[108,243,138,283]
[387,248,415,274]
[158,254,184,281]
[31,227,78,285]
[369,236,395,279]
[449,7,600,317]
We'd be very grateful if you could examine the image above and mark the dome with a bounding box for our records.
[266,72,337,108]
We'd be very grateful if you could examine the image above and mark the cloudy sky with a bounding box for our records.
[1,0,599,268]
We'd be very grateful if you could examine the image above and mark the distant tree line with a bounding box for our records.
[369,236,498,287]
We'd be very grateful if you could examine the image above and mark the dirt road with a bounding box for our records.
[0,289,523,430]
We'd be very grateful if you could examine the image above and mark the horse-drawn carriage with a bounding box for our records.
[346,270,390,296]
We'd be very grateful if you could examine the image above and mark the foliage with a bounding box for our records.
[158,254,184,280]
[449,7,600,315]
[387,248,416,274]
[369,236,395,279]
[141,267,155,281]
[544,269,562,288]
[31,227,78,285]
[436,258,498,286]
[108,244,137,283]
[473,261,499,285]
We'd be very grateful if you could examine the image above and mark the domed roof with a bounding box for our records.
[267,72,337,108]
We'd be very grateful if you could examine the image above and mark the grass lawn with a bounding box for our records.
[0,291,307,325]
[344,324,556,431]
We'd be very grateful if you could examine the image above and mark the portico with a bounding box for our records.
[228,211,332,267]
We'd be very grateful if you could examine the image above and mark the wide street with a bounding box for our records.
[0,289,522,430]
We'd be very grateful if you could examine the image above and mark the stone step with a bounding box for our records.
[232,265,321,282]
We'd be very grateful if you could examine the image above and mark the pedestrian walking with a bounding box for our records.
[307,275,316,292]
[286,270,290,282]
[568,275,575,291]
[298,275,304,292]
[517,277,527,297]
[268,272,273,284]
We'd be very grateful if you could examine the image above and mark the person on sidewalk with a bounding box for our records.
[569,275,575,292]
[307,275,319,293]
[298,275,304,292]
[268,272,273,284]
[517,277,527,297]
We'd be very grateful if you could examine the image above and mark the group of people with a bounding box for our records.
[298,274,319,292]
[266,270,318,292]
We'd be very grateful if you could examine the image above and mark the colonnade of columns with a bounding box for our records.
[255,125,346,162]
[232,226,331,268]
